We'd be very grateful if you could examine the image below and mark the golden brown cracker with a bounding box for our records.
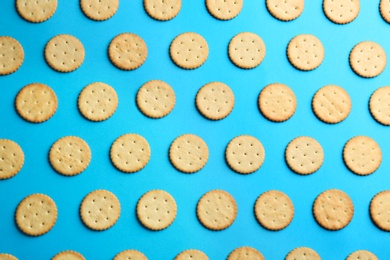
[0,139,24,180]
[287,34,324,71]
[370,190,390,231]
[285,247,321,260]
[227,247,264,260]
[175,249,208,260]
[266,0,304,21]
[206,0,243,20]
[80,0,119,21]
[349,41,386,78]
[323,0,360,24]
[114,250,148,260]
[16,0,57,23]
[0,36,24,75]
[369,86,390,125]
[346,250,378,260]
[144,0,181,21]
[52,251,85,260]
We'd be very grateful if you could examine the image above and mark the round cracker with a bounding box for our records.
[258,83,297,122]
[144,0,181,21]
[285,136,324,175]
[137,190,177,230]
[78,82,118,122]
[0,254,18,260]
[80,190,121,231]
[52,250,85,260]
[206,0,243,20]
[15,193,58,236]
[266,0,304,21]
[349,41,386,78]
[175,249,208,260]
[114,250,148,260]
[80,0,119,21]
[49,136,91,176]
[343,136,382,176]
[285,247,321,260]
[0,139,24,180]
[110,134,151,173]
[197,190,237,230]
[313,189,354,230]
[370,190,390,231]
[15,83,58,123]
[254,190,294,231]
[380,0,390,23]
[346,250,378,260]
[225,135,265,174]
[136,80,176,118]
[227,247,264,260]
[323,0,360,24]
[196,82,234,120]
[108,33,148,70]
[170,32,208,69]
[16,0,57,23]
[369,86,390,125]
[45,34,85,72]
[228,32,266,69]
[169,134,209,173]
[0,36,24,75]
[287,34,324,71]
[312,85,351,124]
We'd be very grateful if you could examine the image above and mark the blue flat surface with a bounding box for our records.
[1,0,390,259]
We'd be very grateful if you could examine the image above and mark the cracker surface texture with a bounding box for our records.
[197,190,237,230]
[287,34,324,71]
[349,41,386,78]
[343,136,381,175]
[175,249,208,260]
[137,190,177,230]
[206,0,243,20]
[266,0,304,21]
[16,0,57,23]
[0,254,18,260]
[285,247,321,260]
[323,0,360,24]
[80,190,121,231]
[16,194,58,236]
[109,33,148,70]
[370,190,390,231]
[312,85,351,124]
[369,86,390,125]
[227,247,264,260]
[113,250,148,260]
[78,82,118,121]
[169,134,209,173]
[52,250,85,260]
[258,83,297,122]
[0,139,24,180]
[80,0,119,21]
[380,0,390,23]
[0,36,24,75]
[137,80,176,118]
[144,0,181,20]
[285,136,324,175]
[110,134,151,173]
[313,189,354,230]
[196,82,234,120]
[346,250,378,260]
[16,83,58,123]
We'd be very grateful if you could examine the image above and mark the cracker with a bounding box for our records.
[16,0,57,23]
[137,190,177,230]
[323,0,360,24]
[0,36,24,75]
[287,34,324,71]
[369,86,390,125]
[108,33,148,70]
[370,190,390,231]
[15,83,58,123]
[136,80,176,118]
[228,32,266,69]
[110,134,151,173]
[227,247,264,260]
[175,249,208,260]
[346,250,378,260]
[254,190,294,231]
[266,0,304,21]
[343,136,382,176]
[45,34,85,72]
[52,251,85,260]
[0,139,24,180]
[0,254,18,260]
[285,136,324,175]
[197,190,237,230]
[196,82,234,120]
[313,189,354,230]
[49,136,91,176]
[258,83,297,122]
[80,190,120,231]
[380,0,390,23]
[312,85,351,124]
[349,41,386,78]
[78,82,118,122]
[114,250,148,260]
[80,0,119,21]
[15,193,58,236]
[225,135,265,174]
[144,0,181,21]
[285,247,321,260]
[170,32,209,69]
[206,0,243,20]
[169,134,209,173]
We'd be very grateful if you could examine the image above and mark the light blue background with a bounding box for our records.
[1,0,390,259]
